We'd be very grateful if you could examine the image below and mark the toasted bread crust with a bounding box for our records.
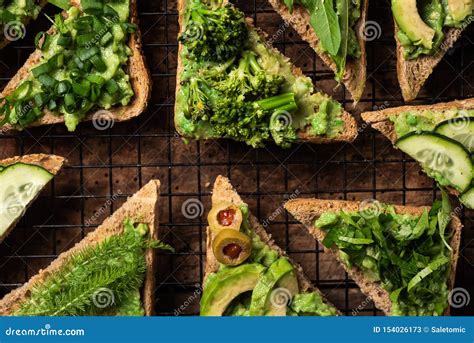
[395,22,465,102]
[267,0,368,102]
[0,180,161,316]
[284,198,463,315]
[205,176,342,315]
[0,0,151,133]
[0,154,66,243]
[175,0,358,145]
[361,97,474,144]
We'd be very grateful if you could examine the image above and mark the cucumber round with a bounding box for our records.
[0,163,53,238]
[396,132,472,192]
[434,117,474,152]
[460,188,474,210]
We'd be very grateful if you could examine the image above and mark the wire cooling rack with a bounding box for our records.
[0,0,472,316]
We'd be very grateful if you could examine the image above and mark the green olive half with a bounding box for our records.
[207,202,243,233]
[212,229,251,266]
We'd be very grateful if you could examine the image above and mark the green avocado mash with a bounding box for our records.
[0,0,135,131]
[0,0,41,27]
[201,203,339,316]
[314,193,454,315]
[390,108,474,138]
[393,0,473,59]
[176,0,344,148]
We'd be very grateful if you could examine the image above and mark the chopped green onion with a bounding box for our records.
[11,81,32,100]
[82,0,103,15]
[64,93,76,112]
[86,74,106,85]
[33,93,49,107]
[57,33,72,47]
[77,46,100,61]
[103,5,119,18]
[72,80,91,97]
[55,80,71,96]
[38,74,57,88]
[76,33,96,47]
[100,32,113,46]
[105,79,119,94]
[90,55,107,72]
[32,62,54,77]
[34,31,46,49]
[48,99,58,111]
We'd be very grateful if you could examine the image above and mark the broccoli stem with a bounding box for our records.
[255,93,297,112]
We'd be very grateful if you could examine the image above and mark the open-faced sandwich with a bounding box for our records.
[267,0,368,102]
[0,153,65,243]
[0,180,173,316]
[392,0,473,101]
[201,176,340,316]
[362,98,473,209]
[176,0,358,148]
[0,0,49,49]
[0,0,151,133]
[285,194,462,315]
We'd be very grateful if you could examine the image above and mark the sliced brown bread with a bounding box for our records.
[395,22,465,102]
[0,0,151,133]
[0,179,161,316]
[267,0,368,102]
[284,198,463,315]
[205,175,342,315]
[361,97,474,144]
[0,0,49,50]
[175,0,358,145]
[0,153,65,243]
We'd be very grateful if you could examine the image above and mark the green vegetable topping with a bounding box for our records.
[14,218,173,316]
[0,0,135,131]
[177,0,344,147]
[315,193,455,315]
[0,0,41,28]
[283,0,362,80]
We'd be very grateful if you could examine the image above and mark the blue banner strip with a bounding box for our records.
[0,317,473,343]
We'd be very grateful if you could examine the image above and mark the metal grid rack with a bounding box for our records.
[0,0,472,316]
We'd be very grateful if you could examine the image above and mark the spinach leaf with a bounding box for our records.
[310,0,341,56]
[332,0,349,81]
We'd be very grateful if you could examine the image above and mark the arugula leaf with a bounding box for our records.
[437,189,453,251]
[310,0,341,56]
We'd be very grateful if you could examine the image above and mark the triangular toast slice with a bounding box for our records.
[0,0,151,133]
[176,0,358,148]
[267,0,368,102]
[285,198,462,315]
[361,98,474,207]
[0,0,49,50]
[203,176,341,316]
[394,23,468,102]
[0,180,161,316]
[0,153,65,243]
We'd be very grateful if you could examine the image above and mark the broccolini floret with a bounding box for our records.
[179,0,248,63]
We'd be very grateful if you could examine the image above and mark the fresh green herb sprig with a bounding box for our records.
[315,192,454,315]
[15,219,173,316]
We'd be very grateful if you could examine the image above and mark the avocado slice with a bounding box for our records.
[200,263,265,316]
[447,0,473,22]
[392,0,435,49]
[249,257,298,316]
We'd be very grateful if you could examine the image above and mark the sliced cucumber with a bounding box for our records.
[434,117,474,152]
[396,132,472,192]
[460,188,474,210]
[0,163,53,238]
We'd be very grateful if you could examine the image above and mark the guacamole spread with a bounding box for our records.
[201,202,339,316]
[393,0,473,59]
[176,0,344,148]
[0,0,135,131]
[314,194,454,315]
